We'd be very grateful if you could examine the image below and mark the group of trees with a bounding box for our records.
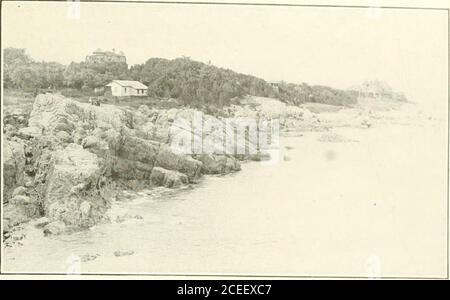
[128,57,356,107]
[128,57,276,108]
[4,48,127,91]
[4,48,65,90]
[63,61,128,89]
[4,47,357,107]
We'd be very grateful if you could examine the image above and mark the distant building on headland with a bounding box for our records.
[105,80,148,97]
[348,80,407,101]
[267,80,283,93]
[86,48,126,64]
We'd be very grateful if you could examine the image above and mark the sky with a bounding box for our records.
[2,1,448,110]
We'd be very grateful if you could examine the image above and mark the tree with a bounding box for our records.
[4,48,33,88]
[41,62,65,89]
[10,64,42,89]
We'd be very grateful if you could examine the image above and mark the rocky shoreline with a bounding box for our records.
[3,93,392,246]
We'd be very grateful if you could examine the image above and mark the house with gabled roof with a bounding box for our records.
[105,80,148,97]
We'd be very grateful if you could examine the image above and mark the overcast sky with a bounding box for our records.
[2,1,448,110]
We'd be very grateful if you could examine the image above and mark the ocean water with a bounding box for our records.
[3,119,447,277]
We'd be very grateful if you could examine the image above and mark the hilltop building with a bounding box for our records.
[267,80,283,93]
[86,48,126,64]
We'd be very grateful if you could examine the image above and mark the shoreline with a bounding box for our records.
[2,93,423,255]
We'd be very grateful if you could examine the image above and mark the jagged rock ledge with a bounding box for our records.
[3,94,248,234]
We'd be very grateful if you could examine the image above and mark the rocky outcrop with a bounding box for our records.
[17,126,42,139]
[25,95,201,180]
[43,221,66,236]
[150,167,188,188]
[155,145,202,182]
[3,139,26,201]
[3,194,41,231]
[2,94,251,231]
[43,143,113,228]
[3,107,29,132]
[196,154,241,175]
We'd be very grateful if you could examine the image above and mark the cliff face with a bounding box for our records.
[3,94,247,231]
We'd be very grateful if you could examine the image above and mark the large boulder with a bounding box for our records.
[3,204,33,228]
[155,145,202,182]
[150,167,188,188]
[196,154,241,174]
[28,94,134,134]
[12,186,27,197]
[3,107,29,130]
[17,126,42,139]
[3,194,40,228]
[3,140,26,201]
[5,93,263,231]
[43,143,112,227]
[43,221,66,236]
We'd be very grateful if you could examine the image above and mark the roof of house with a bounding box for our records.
[92,49,125,57]
[106,80,148,89]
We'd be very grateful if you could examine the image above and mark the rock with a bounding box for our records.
[81,254,100,262]
[318,132,356,143]
[150,167,188,188]
[155,145,202,182]
[248,152,271,161]
[118,134,160,165]
[3,124,18,138]
[81,135,99,149]
[155,145,180,170]
[14,94,258,230]
[361,119,372,128]
[24,179,34,187]
[29,94,133,132]
[10,195,33,205]
[54,121,74,133]
[137,104,152,116]
[72,126,87,145]
[56,130,72,143]
[34,217,51,228]
[44,144,112,227]
[115,214,143,223]
[3,204,33,227]
[3,140,25,199]
[17,126,41,139]
[80,201,91,220]
[3,107,29,129]
[176,155,203,181]
[114,250,135,257]
[197,154,241,174]
[3,223,11,234]
[12,186,27,197]
[4,194,40,228]
[43,221,66,236]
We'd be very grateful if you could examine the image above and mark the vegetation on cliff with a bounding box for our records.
[4,48,357,108]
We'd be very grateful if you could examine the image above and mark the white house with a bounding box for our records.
[106,80,148,97]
